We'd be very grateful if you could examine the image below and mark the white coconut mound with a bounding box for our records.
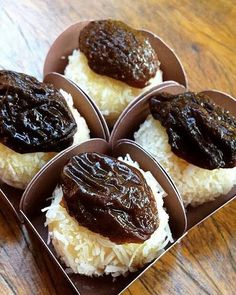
[43,154,172,277]
[0,90,90,189]
[134,115,236,207]
[64,50,163,117]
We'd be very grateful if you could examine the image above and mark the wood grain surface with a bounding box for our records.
[0,0,235,294]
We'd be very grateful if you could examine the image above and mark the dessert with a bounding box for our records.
[134,92,236,206]
[44,153,172,277]
[0,70,90,189]
[65,20,163,120]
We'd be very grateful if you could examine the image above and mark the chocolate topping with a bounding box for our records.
[0,70,77,153]
[79,20,159,88]
[61,153,159,244]
[149,92,236,170]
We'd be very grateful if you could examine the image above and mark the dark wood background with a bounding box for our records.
[0,0,235,294]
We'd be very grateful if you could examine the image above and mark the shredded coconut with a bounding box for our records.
[44,154,172,277]
[64,49,163,117]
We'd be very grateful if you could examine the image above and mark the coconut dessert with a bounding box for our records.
[0,70,90,189]
[65,20,163,120]
[134,91,236,207]
[44,152,172,277]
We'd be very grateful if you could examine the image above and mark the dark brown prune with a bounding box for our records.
[61,153,159,244]
[79,20,159,88]
[149,92,236,170]
[0,70,77,153]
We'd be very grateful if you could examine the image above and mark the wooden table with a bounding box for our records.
[0,0,235,294]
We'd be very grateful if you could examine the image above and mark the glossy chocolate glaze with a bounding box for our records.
[150,92,236,169]
[61,152,159,244]
[0,70,77,153]
[79,20,159,88]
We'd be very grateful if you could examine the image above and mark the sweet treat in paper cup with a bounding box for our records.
[110,85,236,209]
[44,19,187,127]
[20,139,186,293]
[0,71,108,190]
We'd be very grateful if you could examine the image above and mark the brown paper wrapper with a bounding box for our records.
[20,138,186,295]
[110,86,236,231]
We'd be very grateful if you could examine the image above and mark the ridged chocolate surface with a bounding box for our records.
[150,92,236,169]
[61,152,159,244]
[79,20,159,88]
[0,70,77,153]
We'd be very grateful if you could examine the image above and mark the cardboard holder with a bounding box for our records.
[17,138,186,295]
[110,84,236,230]
[0,20,235,295]
[43,20,188,128]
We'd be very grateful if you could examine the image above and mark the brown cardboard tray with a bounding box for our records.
[19,138,186,295]
[110,84,236,231]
